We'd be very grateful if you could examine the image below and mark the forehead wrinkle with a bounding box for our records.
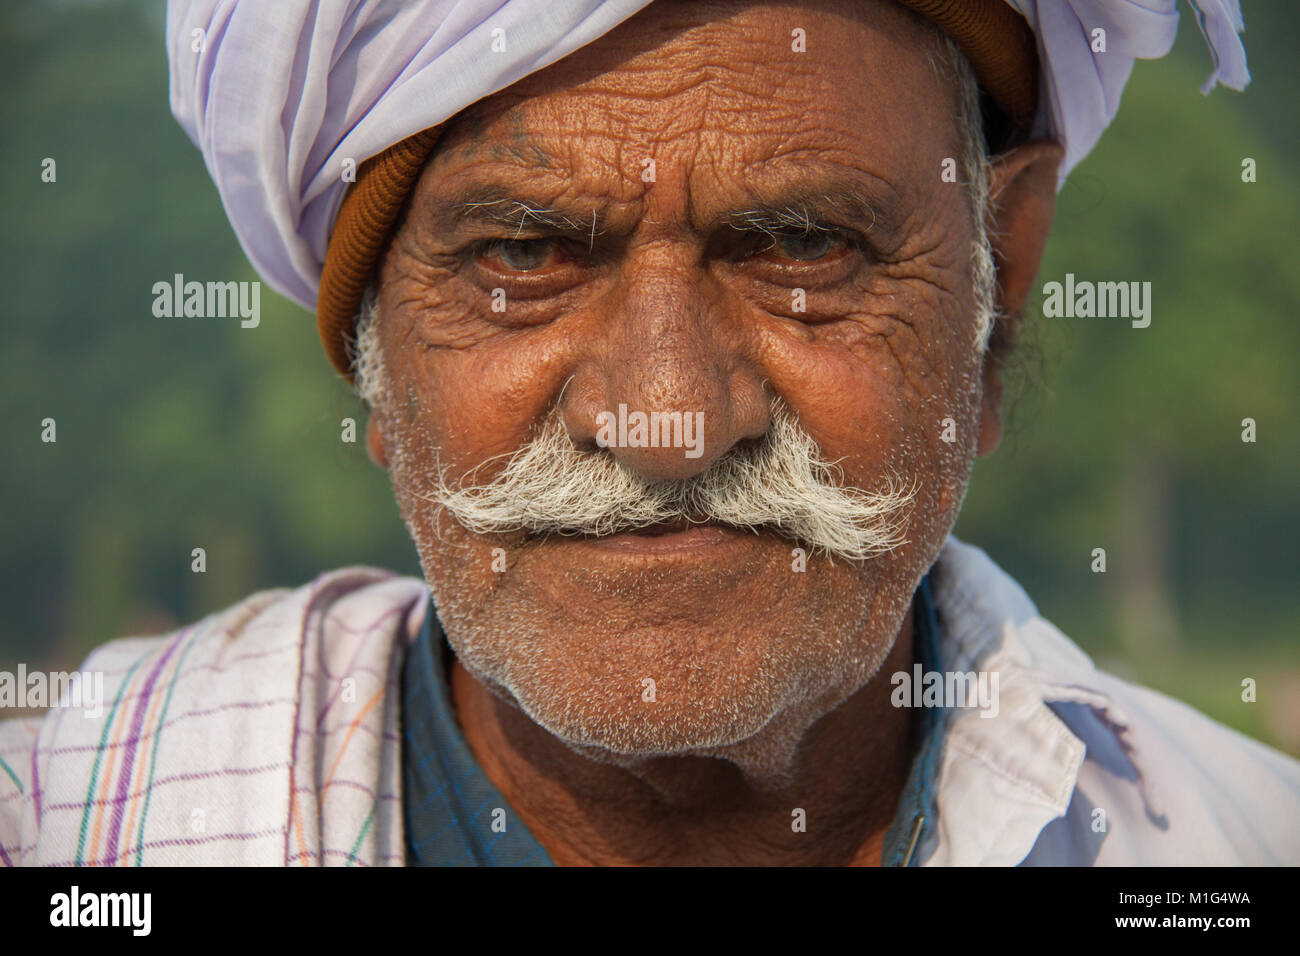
[419,103,919,251]
[422,11,947,246]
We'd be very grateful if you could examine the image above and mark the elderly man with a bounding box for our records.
[2,0,1295,867]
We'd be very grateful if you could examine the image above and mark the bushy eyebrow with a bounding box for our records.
[725,187,880,236]
[437,190,605,247]
[426,182,889,247]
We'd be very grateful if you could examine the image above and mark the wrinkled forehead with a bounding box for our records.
[426,0,962,192]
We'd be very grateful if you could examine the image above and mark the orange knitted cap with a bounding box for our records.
[317,0,1038,379]
[317,125,444,377]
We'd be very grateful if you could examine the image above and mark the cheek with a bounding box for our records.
[755,299,984,526]
[371,300,596,592]
[375,290,577,480]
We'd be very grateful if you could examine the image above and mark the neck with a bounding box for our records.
[450,606,918,866]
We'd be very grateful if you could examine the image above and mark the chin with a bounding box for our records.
[415,507,933,761]
[438,586,902,762]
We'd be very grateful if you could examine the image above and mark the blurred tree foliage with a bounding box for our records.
[0,1,417,672]
[1,2,1296,749]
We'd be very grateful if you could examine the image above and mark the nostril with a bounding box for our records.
[567,433,605,455]
[557,372,612,450]
[733,378,774,444]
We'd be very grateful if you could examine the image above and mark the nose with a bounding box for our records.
[562,258,769,481]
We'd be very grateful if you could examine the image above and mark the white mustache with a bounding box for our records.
[428,396,914,562]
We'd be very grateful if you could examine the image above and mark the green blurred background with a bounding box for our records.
[1,2,1296,751]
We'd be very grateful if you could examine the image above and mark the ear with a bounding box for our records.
[977,138,1064,457]
[366,414,389,468]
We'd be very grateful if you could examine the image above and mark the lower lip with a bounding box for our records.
[567,524,755,555]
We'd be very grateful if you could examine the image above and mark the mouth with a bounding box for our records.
[551,517,760,556]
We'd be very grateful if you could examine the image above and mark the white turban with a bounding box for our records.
[166,0,1249,314]
[1009,0,1249,177]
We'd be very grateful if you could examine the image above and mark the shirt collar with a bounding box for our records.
[918,536,1165,865]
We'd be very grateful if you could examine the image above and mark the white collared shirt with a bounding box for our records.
[922,537,1300,865]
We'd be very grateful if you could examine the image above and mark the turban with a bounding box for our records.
[166,0,1249,376]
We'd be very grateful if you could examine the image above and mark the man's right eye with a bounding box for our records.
[481,237,563,272]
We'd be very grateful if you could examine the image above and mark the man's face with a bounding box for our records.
[369,0,987,770]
